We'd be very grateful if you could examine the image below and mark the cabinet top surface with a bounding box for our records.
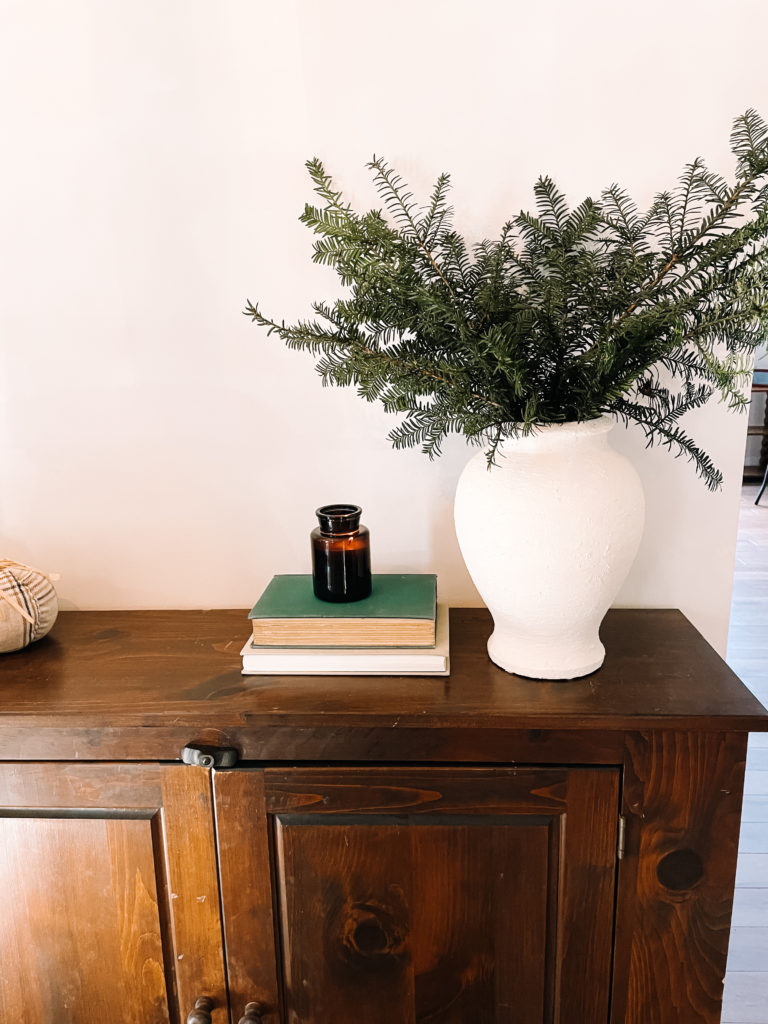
[0,607,766,734]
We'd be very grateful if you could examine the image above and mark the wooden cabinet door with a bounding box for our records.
[0,762,228,1024]
[214,766,620,1024]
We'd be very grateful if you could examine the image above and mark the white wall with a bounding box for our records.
[2,0,765,653]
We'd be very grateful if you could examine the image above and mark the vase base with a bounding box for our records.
[487,632,605,680]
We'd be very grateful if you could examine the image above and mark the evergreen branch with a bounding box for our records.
[675,158,706,248]
[245,302,505,413]
[246,110,768,487]
[613,396,723,490]
[420,172,454,243]
[368,156,467,315]
[609,151,765,331]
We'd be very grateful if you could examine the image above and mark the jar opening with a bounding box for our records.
[315,504,363,535]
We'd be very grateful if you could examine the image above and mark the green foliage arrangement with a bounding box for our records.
[246,110,768,489]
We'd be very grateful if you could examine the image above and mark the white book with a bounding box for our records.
[240,605,449,676]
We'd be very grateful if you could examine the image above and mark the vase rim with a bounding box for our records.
[494,415,616,452]
[525,414,614,433]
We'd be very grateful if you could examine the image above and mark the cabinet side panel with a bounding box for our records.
[213,769,281,1023]
[613,731,748,1024]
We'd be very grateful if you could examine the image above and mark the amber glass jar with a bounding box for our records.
[311,504,372,602]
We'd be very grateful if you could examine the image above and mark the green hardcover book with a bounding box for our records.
[248,573,437,647]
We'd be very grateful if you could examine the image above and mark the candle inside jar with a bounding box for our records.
[311,504,371,602]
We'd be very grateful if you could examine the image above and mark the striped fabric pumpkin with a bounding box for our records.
[0,560,59,653]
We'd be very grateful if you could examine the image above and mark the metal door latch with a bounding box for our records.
[181,743,238,768]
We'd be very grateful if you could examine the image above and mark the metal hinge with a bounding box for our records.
[617,814,627,860]
[181,744,238,769]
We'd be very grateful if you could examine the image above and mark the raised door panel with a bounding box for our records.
[215,766,620,1024]
[274,816,551,1023]
[0,763,228,1024]
[2,815,169,1021]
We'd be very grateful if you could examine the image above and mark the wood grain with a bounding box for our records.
[556,768,621,1023]
[0,610,765,767]
[612,731,748,1024]
[0,763,228,1024]
[1,608,764,1022]
[0,722,628,764]
[160,766,229,1024]
[213,770,281,1023]
[0,816,168,1023]
[266,766,619,1023]
[264,766,570,815]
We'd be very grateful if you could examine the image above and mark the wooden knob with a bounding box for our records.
[187,997,214,1024]
[238,1002,267,1023]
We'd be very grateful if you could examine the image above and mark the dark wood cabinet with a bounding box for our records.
[0,763,228,1023]
[216,766,619,1023]
[0,608,766,1023]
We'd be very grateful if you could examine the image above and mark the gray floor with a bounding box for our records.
[723,483,768,1023]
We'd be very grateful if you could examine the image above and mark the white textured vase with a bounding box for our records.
[454,416,645,679]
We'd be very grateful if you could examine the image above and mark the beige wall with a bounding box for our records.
[2,0,764,653]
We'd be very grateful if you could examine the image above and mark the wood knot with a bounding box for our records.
[341,900,407,960]
[656,848,704,891]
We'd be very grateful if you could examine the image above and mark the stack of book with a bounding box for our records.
[240,573,449,675]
